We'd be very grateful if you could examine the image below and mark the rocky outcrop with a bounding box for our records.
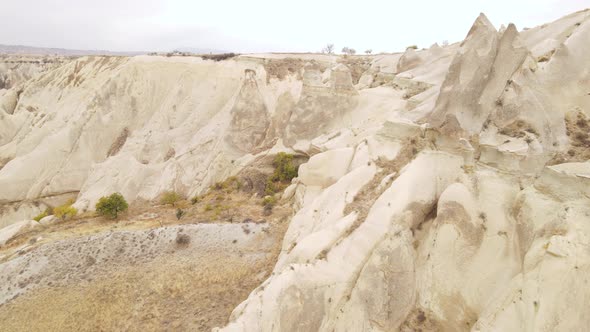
[0,220,38,246]
[227,70,270,152]
[283,64,358,145]
[216,10,590,332]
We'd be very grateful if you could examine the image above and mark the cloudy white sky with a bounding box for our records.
[1,0,588,53]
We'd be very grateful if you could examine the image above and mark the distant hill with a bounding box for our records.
[0,44,147,56]
[174,47,230,55]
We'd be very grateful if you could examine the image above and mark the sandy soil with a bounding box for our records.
[0,190,292,331]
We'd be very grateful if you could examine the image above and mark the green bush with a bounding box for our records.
[265,152,298,194]
[54,202,78,220]
[270,153,298,182]
[160,191,182,206]
[33,211,48,222]
[96,193,129,219]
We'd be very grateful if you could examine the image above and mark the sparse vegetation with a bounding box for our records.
[262,195,278,215]
[210,176,242,193]
[95,193,129,220]
[498,120,539,139]
[201,53,238,61]
[537,50,555,63]
[262,195,278,207]
[176,208,185,220]
[338,56,372,84]
[160,191,183,206]
[33,211,48,222]
[550,111,590,163]
[54,200,78,220]
[265,152,298,195]
[263,58,306,83]
[190,196,201,205]
[270,153,298,182]
[406,45,418,50]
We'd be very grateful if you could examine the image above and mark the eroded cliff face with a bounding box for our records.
[215,10,590,332]
[0,8,589,332]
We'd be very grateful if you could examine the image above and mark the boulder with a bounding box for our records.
[0,220,38,246]
[298,148,354,188]
[39,215,58,225]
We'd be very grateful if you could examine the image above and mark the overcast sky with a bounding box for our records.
[1,0,588,53]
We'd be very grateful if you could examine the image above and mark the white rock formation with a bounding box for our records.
[0,8,589,332]
[0,220,38,246]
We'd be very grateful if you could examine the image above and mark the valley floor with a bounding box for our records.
[0,193,292,331]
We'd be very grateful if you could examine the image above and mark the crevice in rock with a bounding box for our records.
[107,127,130,157]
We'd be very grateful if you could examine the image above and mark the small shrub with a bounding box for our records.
[175,233,190,246]
[176,208,185,220]
[95,193,129,219]
[264,180,280,196]
[211,176,242,193]
[479,212,487,222]
[160,191,182,206]
[263,204,273,216]
[262,195,278,207]
[204,204,213,211]
[190,196,200,205]
[262,196,278,216]
[33,211,48,222]
[54,202,78,220]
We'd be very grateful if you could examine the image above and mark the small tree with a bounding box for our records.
[96,193,129,220]
[365,49,372,55]
[322,43,335,54]
[342,47,356,55]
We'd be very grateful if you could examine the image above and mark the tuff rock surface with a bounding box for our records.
[0,9,589,332]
